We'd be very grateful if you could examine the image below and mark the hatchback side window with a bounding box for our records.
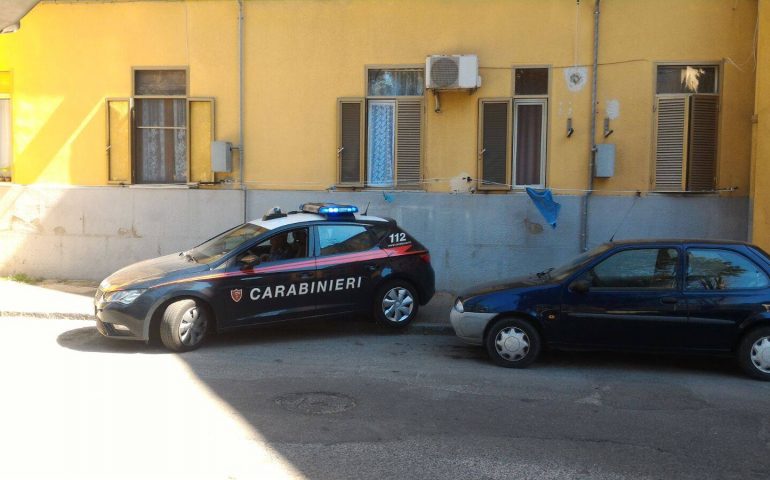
[318,225,377,256]
[582,248,679,289]
[686,249,769,290]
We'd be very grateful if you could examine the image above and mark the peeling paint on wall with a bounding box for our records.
[606,99,620,120]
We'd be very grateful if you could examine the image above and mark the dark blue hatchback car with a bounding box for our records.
[451,240,770,380]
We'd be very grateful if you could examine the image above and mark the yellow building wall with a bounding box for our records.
[0,0,758,195]
[752,0,770,248]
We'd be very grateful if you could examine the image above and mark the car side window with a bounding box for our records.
[686,249,769,290]
[237,228,309,266]
[318,225,377,256]
[582,248,679,289]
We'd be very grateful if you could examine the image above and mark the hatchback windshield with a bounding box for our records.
[189,223,268,264]
[549,243,613,281]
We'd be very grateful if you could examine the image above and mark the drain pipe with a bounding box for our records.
[238,0,246,222]
[580,0,601,252]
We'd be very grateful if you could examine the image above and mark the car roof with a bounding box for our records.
[249,212,389,230]
[606,239,754,248]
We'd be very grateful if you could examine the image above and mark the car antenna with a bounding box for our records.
[363,201,371,215]
[609,192,641,242]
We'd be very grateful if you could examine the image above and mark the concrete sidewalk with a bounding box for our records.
[0,279,454,333]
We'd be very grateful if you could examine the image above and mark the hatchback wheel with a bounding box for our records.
[159,298,209,352]
[374,280,419,328]
[738,327,770,381]
[485,317,541,368]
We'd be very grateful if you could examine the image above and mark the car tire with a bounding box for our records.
[737,326,770,381]
[485,317,541,368]
[159,298,209,352]
[373,280,419,328]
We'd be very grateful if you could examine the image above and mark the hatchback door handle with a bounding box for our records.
[660,297,679,304]
[365,264,378,272]
[299,272,315,280]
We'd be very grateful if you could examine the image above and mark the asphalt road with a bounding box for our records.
[2,316,769,480]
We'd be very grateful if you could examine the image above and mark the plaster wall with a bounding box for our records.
[0,0,757,195]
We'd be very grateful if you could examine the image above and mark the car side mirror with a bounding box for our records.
[569,279,590,294]
[239,254,260,267]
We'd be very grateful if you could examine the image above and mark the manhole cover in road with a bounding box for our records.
[275,392,357,415]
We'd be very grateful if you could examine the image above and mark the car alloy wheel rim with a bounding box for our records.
[179,306,207,346]
[750,336,770,374]
[495,326,530,362]
[382,287,414,323]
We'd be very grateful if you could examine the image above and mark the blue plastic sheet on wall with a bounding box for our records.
[526,187,561,229]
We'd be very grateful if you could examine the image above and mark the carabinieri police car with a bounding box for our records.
[94,203,435,351]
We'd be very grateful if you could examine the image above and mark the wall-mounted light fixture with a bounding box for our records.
[603,117,614,138]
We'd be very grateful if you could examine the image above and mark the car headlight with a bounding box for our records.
[103,289,146,305]
[454,298,464,313]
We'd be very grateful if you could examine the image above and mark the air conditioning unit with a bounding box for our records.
[425,54,481,90]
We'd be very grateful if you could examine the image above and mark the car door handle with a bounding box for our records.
[660,297,679,304]
[364,264,378,272]
[299,272,315,280]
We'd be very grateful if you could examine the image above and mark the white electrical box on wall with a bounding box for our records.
[595,144,616,178]
[211,141,232,173]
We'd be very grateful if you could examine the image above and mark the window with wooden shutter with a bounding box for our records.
[395,98,422,189]
[687,95,718,191]
[188,98,215,183]
[478,99,511,190]
[654,96,687,191]
[654,64,719,192]
[337,98,365,186]
[106,98,132,184]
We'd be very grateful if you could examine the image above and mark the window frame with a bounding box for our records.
[511,66,550,189]
[651,61,722,192]
[348,65,425,190]
[131,67,190,185]
[0,71,12,182]
[512,98,548,189]
[684,247,770,292]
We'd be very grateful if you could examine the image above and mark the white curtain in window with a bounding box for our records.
[367,101,395,187]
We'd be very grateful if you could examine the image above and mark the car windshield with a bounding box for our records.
[189,223,269,264]
[542,244,613,281]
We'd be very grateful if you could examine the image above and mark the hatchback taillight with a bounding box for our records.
[420,252,431,264]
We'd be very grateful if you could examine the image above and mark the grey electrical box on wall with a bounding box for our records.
[595,143,615,178]
[211,141,232,172]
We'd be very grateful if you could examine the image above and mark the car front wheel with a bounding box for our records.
[374,280,419,328]
[738,326,770,381]
[159,298,209,352]
[485,317,541,368]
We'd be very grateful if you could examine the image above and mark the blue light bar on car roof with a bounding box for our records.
[300,203,359,215]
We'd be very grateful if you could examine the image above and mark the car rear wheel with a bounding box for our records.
[159,298,209,352]
[374,280,419,328]
[485,317,541,368]
[738,327,770,381]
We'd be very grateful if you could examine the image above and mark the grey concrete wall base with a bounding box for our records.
[0,185,749,292]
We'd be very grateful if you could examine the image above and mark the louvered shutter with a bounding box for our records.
[687,95,718,191]
[337,98,364,186]
[478,99,511,190]
[106,98,132,184]
[188,98,215,183]
[654,97,687,191]
[395,98,422,189]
